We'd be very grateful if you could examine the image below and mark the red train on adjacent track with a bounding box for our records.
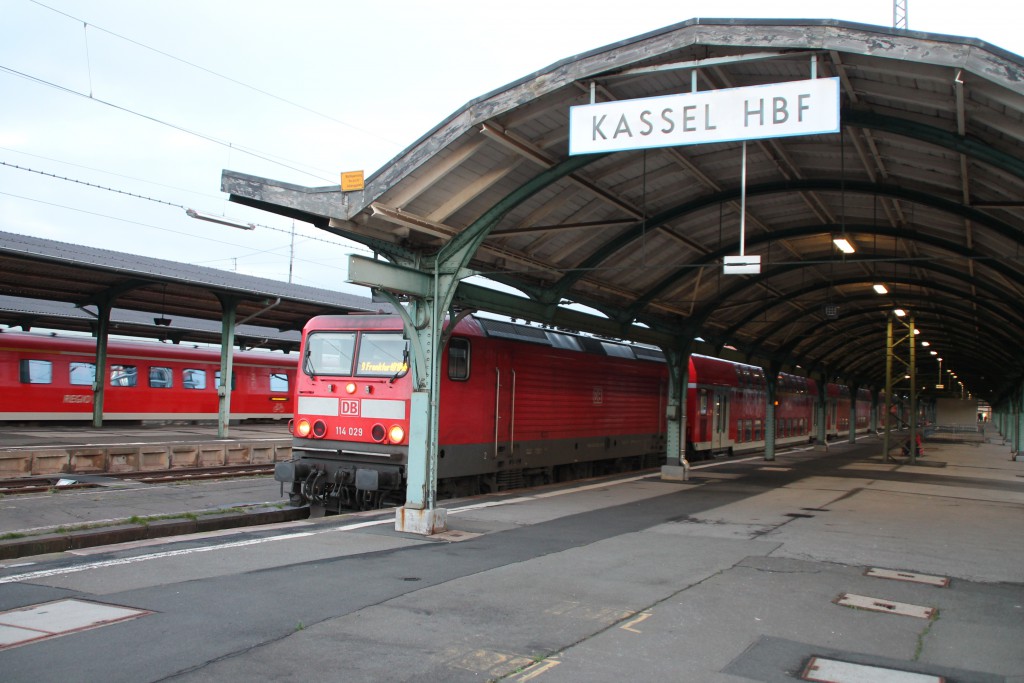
[0,331,295,422]
[275,314,874,512]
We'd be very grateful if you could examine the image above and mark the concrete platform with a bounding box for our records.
[0,422,290,477]
[0,435,1021,683]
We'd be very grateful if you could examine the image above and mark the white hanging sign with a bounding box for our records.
[569,77,840,155]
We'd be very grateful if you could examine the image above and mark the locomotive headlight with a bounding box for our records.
[295,419,312,437]
[388,424,405,444]
[345,382,357,394]
[312,420,327,438]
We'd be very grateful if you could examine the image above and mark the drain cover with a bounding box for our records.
[835,593,935,619]
[0,599,151,651]
[803,656,943,682]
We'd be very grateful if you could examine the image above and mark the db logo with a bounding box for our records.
[340,400,360,416]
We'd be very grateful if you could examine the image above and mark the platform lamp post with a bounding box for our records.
[883,308,917,463]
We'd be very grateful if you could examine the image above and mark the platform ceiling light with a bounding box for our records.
[186,208,255,231]
[930,350,938,356]
[893,308,906,317]
[833,237,856,254]
[872,284,888,294]
[921,341,930,347]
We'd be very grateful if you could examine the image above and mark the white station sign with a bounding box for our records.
[569,77,840,155]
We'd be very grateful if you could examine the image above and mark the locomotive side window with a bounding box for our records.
[305,332,356,376]
[149,367,173,388]
[448,337,470,381]
[109,364,137,387]
[270,372,289,392]
[19,359,52,384]
[69,362,96,386]
[356,333,408,377]
[183,369,207,389]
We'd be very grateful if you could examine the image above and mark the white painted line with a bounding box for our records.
[803,656,943,682]
[866,568,949,587]
[759,466,792,472]
[835,593,935,619]
[691,455,763,469]
[0,532,317,585]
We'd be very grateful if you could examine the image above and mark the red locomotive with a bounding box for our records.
[0,331,295,422]
[277,314,874,512]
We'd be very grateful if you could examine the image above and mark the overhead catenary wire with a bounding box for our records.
[0,63,337,183]
[27,0,403,148]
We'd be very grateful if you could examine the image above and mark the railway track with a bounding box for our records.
[0,464,274,495]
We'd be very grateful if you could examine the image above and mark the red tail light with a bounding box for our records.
[312,420,327,438]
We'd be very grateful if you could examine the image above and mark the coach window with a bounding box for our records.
[149,367,173,388]
[214,371,237,390]
[754,419,762,442]
[270,372,289,392]
[69,362,96,386]
[19,359,52,384]
[448,338,470,381]
[183,369,207,390]
[109,364,137,387]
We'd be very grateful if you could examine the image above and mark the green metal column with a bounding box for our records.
[1016,385,1024,459]
[217,295,238,439]
[848,382,859,444]
[91,301,112,428]
[764,376,777,461]
[661,347,690,481]
[870,388,879,433]
[908,315,918,464]
[882,316,894,461]
[815,372,827,447]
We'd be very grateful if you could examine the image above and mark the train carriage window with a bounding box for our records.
[214,371,237,391]
[69,362,96,386]
[754,419,762,442]
[109,364,137,387]
[270,372,289,392]
[356,332,409,378]
[744,420,753,443]
[736,420,744,443]
[448,337,470,381]
[183,369,207,390]
[19,359,52,384]
[149,367,173,388]
[305,331,356,376]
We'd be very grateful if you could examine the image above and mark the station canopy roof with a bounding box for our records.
[0,230,386,352]
[223,19,1024,402]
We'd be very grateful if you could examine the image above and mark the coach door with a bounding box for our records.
[492,350,516,461]
[710,390,730,452]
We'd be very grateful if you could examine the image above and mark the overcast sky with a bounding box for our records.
[2,0,1021,298]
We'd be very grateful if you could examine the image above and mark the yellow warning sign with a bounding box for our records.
[341,170,365,192]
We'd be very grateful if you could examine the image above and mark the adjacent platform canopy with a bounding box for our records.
[224,19,1024,402]
[0,230,385,350]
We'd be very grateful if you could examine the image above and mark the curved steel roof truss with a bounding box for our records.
[224,19,1024,401]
